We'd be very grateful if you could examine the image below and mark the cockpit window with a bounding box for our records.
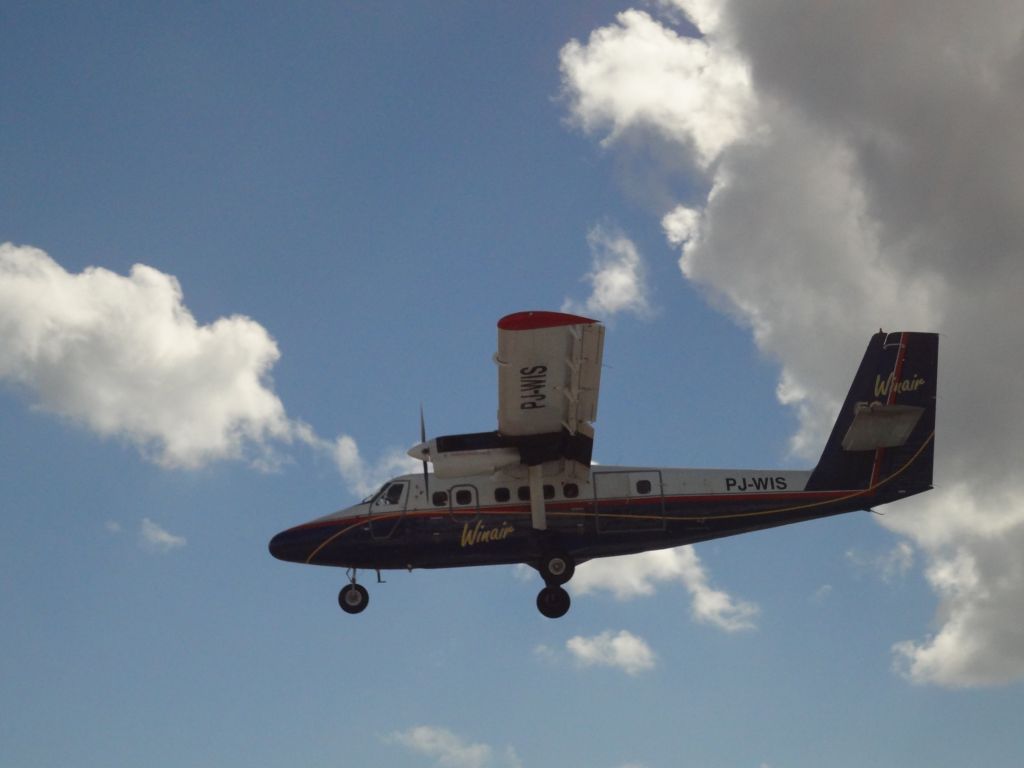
[372,481,407,509]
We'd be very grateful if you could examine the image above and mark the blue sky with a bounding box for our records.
[4,3,1024,767]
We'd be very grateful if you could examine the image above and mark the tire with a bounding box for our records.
[338,583,369,614]
[540,553,575,585]
[536,585,571,619]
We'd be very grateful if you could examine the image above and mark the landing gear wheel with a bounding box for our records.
[338,583,369,614]
[536,585,571,619]
[540,553,575,585]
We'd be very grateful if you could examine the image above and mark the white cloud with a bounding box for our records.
[563,226,651,319]
[846,541,915,583]
[812,584,833,603]
[0,244,302,469]
[0,243,411,502]
[893,531,1024,687]
[566,630,657,675]
[330,434,421,499]
[532,643,558,663]
[387,726,521,768]
[562,2,1024,685]
[139,518,186,552]
[572,546,758,632]
[560,8,752,168]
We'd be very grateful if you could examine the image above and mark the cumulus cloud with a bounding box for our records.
[572,546,758,632]
[561,1,1024,685]
[387,726,521,768]
[0,244,301,469]
[566,629,657,675]
[139,518,186,552]
[330,434,421,499]
[563,225,651,318]
[0,243,410,502]
[847,542,915,584]
[560,8,752,168]
[893,535,1024,687]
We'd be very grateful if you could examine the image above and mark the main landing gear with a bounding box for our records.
[527,467,577,618]
[536,585,570,618]
[535,551,575,619]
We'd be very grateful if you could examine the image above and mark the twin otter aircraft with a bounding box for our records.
[270,311,938,618]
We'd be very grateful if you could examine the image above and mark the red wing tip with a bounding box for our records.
[498,310,599,331]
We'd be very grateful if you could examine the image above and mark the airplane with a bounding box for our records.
[269,311,938,618]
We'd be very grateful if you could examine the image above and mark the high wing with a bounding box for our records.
[409,311,605,477]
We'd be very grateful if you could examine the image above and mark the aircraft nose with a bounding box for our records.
[268,526,316,563]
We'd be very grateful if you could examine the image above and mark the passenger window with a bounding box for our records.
[432,491,448,507]
[495,487,510,503]
[455,489,473,506]
[564,483,579,499]
[543,485,555,500]
[517,486,530,501]
[636,479,652,495]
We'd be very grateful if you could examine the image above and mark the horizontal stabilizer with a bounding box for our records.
[841,403,924,451]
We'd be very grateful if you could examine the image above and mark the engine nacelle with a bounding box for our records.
[408,439,521,478]
[408,428,593,478]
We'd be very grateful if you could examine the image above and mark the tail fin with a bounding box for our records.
[806,331,938,496]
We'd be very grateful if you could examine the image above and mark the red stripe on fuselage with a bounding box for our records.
[286,488,854,535]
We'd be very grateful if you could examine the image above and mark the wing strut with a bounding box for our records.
[528,464,546,531]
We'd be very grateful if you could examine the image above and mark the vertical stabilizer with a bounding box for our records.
[806,331,938,496]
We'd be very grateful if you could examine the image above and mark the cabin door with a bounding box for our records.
[594,470,665,533]
[369,480,408,539]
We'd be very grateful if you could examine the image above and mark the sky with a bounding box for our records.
[3,2,1024,766]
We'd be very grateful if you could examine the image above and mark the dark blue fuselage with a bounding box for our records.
[268,483,909,572]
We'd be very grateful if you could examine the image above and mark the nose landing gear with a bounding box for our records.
[338,583,369,614]
[338,568,371,614]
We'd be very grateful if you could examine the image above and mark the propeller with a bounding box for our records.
[419,404,430,495]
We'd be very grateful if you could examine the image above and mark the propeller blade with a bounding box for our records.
[419,404,430,494]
